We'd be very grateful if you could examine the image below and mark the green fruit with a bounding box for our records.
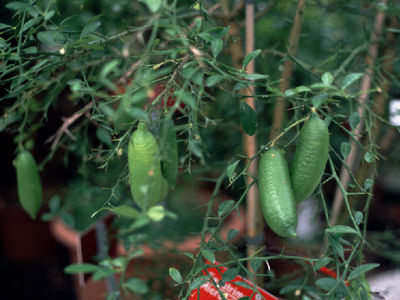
[258,148,297,238]
[290,114,329,203]
[159,118,178,189]
[128,120,168,210]
[14,150,43,219]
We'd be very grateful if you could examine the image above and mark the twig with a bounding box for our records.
[46,102,94,150]
[328,3,387,229]
[117,59,143,86]
[333,43,368,78]
[116,4,220,87]
[269,0,306,140]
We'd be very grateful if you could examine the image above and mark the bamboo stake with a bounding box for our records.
[243,0,264,282]
[348,14,398,212]
[328,3,387,229]
[269,0,305,140]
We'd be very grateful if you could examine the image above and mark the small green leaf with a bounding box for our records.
[211,39,223,59]
[349,112,360,130]
[96,128,112,146]
[233,82,250,91]
[227,229,238,241]
[311,94,329,108]
[174,90,196,110]
[201,250,215,264]
[341,73,363,90]
[240,102,257,136]
[315,257,333,270]
[111,205,140,218]
[364,178,373,190]
[233,281,253,289]
[189,140,203,159]
[327,234,344,258]
[240,73,269,81]
[189,276,210,291]
[227,160,239,182]
[37,31,65,46]
[81,20,101,38]
[348,263,379,280]
[207,26,230,39]
[169,267,183,283]
[324,115,332,127]
[0,23,12,30]
[280,283,300,295]
[92,268,116,281]
[206,74,223,87]
[101,59,120,78]
[125,278,148,295]
[6,1,38,17]
[294,86,311,93]
[106,291,119,300]
[242,49,261,70]
[285,89,296,97]
[191,70,204,86]
[316,277,337,291]
[364,151,374,163]
[181,66,198,80]
[124,106,148,122]
[218,200,235,217]
[321,72,334,85]
[64,263,99,274]
[111,257,126,268]
[354,211,363,225]
[311,83,338,90]
[221,268,239,283]
[44,10,55,20]
[340,142,351,158]
[326,225,358,235]
[22,17,41,32]
[49,194,61,212]
[0,37,9,49]
[147,205,165,222]
[140,0,162,13]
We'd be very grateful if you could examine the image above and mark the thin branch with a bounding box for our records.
[329,3,387,228]
[46,102,94,150]
[269,0,306,140]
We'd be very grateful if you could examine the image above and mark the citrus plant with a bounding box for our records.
[1,0,399,299]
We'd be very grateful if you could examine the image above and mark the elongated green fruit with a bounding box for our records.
[258,148,297,238]
[128,121,168,210]
[290,114,329,204]
[15,150,43,219]
[160,118,178,189]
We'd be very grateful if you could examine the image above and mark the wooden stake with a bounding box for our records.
[269,0,305,140]
[243,0,263,282]
[328,3,387,228]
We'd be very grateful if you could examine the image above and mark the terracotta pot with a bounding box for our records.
[50,188,246,299]
[50,214,120,300]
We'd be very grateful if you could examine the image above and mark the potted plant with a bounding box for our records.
[2,0,400,299]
